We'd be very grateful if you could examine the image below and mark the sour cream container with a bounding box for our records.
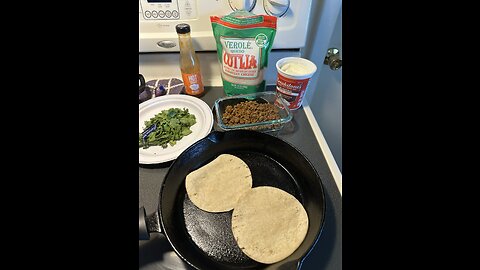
[275,57,317,110]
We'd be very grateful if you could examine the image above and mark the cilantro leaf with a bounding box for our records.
[139,108,197,149]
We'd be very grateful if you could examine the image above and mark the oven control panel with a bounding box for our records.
[139,0,313,52]
[139,0,197,20]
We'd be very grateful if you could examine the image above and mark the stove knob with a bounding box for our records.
[264,0,289,17]
[228,0,256,12]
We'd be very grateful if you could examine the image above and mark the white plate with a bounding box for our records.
[139,95,213,164]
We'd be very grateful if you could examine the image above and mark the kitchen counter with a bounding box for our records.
[139,86,342,270]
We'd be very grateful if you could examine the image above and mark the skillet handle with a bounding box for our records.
[139,207,162,240]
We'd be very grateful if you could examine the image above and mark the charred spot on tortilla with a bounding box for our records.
[185,154,253,212]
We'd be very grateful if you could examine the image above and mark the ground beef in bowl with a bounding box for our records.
[222,101,281,126]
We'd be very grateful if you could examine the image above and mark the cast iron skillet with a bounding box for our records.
[139,130,326,270]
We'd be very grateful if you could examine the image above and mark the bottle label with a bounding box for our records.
[181,72,204,95]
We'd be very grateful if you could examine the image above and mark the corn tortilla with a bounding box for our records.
[231,186,308,264]
[185,154,252,212]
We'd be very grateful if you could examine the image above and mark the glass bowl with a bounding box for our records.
[213,91,293,132]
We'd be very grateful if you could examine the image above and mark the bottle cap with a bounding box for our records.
[176,24,191,34]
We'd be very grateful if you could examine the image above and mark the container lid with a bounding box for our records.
[276,57,317,80]
[176,24,191,34]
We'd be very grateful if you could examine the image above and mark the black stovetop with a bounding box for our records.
[139,86,342,270]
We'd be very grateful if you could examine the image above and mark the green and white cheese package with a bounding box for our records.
[210,11,277,96]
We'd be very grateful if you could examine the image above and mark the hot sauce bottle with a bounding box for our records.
[176,23,205,97]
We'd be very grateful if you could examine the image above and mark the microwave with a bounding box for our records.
[139,0,313,52]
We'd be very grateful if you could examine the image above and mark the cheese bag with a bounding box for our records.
[211,11,277,96]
